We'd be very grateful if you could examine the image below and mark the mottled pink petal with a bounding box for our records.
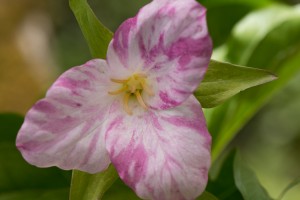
[104,96,211,200]
[16,59,114,173]
[107,0,212,109]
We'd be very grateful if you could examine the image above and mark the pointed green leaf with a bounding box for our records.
[69,0,113,58]
[197,191,219,200]
[234,152,272,200]
[207,5,300,161]
[195,60,276,108]
[69,166,118,200]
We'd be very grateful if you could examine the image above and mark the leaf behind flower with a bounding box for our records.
[69,0,113,59]
[195,60,277,108]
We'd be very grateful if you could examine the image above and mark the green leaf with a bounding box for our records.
[200,0,272,8]
[207,5,300,161]
[103,178,141,200]
[195,60,276,108]
[68,1,119,199]
[197,191,219,200]
[226,4,299,65]
[234,152,272,200]
[0,114,70,198]
[69,0,113,58]
[69,166,118,200]
[206,150,243,200]
[103,178,220,200]
[277,177,300,200]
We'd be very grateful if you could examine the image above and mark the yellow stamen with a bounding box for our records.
[110,78,128,84]
[123,93,132,115]
[108,73,153,115]
[135,91,148,110]
[108,86,128,95]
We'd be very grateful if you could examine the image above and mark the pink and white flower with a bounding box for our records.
[16,0,212,199]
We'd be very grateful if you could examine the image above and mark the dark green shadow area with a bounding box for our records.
[0,113,71,200]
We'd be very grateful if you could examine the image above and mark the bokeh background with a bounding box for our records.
[0,0,300,199]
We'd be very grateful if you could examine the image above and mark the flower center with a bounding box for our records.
[108,74,153,115]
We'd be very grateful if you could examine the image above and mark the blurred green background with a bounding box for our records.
[0,0,300,199]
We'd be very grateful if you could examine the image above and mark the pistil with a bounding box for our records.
[123,93,132,115]
[135,90,148,109]
[108,86,128,95]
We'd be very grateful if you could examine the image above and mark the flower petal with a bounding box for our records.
[16,59,113,173]
[104,96,211,200]
[107,0,212,109]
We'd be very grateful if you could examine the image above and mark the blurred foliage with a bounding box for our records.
[200,0,273,47]
[103,178,141,200]
[89,0,149,31]
[206,3,300,200]
[207,4,300,160]
[207,150,243,200]
[233,152,272,200]
[235,69,300,199]
[0,0,58,114]
[0,114,71,199]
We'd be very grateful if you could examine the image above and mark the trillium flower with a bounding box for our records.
[16,0,212,199]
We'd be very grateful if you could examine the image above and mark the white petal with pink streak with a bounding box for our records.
[16,59,114,173]
[106,0,212,109]
[104,96,211,200]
